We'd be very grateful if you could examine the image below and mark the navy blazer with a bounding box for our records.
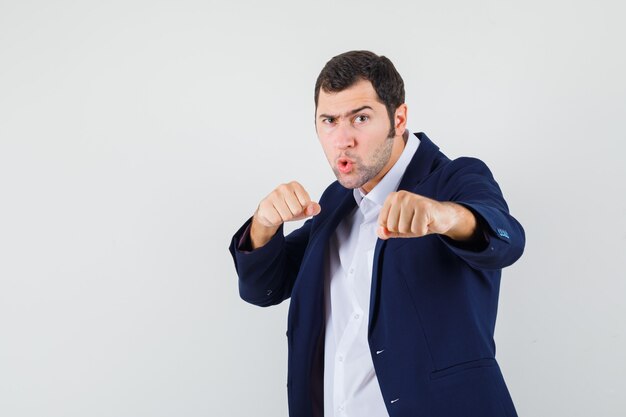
[229,132,525,417]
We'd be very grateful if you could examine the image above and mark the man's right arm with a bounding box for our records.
[228,181,321,307]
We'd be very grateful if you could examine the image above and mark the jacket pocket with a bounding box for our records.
[429,357,497,380]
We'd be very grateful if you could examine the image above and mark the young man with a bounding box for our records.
[229,50,525,417]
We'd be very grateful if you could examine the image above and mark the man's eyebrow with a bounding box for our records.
[318,105,373,120]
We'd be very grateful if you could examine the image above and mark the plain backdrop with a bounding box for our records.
[1,1,625,416]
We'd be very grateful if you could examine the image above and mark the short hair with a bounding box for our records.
[314,50,405,128]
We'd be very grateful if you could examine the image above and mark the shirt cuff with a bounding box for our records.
[236,222,254,253]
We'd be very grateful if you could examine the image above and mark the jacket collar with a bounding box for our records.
[397,132,441,191]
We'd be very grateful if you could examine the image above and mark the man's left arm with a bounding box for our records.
[377,157,525,270]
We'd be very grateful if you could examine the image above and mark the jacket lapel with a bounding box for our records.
[368,132,442,328]
[293,187,357,321]
[307,189,357,257]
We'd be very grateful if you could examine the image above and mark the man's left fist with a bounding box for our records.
[376,191,477,241]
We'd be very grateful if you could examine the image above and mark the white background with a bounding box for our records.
[1,1,624,416]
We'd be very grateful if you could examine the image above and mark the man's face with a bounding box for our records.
[315,79,406,192]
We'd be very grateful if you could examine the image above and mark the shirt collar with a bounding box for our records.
[353,130,420,208]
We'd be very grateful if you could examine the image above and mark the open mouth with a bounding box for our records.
[337,157,353,174]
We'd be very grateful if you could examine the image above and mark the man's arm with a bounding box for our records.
[228,181,321,306]
[377,157,525,270]
[377,192,484,242]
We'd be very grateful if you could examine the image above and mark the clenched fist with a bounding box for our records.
[250,181,321,249]
[377,190,478,241]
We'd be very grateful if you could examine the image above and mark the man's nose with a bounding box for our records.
[333,123,355,150]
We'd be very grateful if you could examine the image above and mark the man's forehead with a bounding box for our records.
[316,80,384,115]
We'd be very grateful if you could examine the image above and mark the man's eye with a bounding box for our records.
[354,115,369,123]
[323,118,336,124]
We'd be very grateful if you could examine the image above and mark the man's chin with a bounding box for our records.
[335,175,365,190]
[330,167,366,189]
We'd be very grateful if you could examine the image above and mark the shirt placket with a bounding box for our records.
[333,199,380,416]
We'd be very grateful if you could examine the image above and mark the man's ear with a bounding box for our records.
[394,104,408,136]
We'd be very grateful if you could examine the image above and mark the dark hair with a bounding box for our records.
[314,50,405,130]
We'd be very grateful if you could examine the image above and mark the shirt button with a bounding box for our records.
[349,268,355,274]
[338,355,344,362]
[354,314,360,320]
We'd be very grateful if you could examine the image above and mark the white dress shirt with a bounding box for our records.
[323,131,420,417]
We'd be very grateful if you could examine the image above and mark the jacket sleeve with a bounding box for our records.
[435,157,526,270]
[228,217,313,307]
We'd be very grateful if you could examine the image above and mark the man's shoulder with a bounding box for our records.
[400,148,495,199]
[411,132,492,179]
[438,156,494,181]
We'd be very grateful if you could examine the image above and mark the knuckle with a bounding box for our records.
[258,199,270,212]
[415,198,427,209]
[398,190,410,201]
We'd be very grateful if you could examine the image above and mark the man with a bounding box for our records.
[229,50,525,417]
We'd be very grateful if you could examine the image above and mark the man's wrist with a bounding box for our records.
[442,202,478,242]
[250,216,280,250]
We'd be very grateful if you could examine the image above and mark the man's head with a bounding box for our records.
[314,51,408,192]
[315,51,405,134]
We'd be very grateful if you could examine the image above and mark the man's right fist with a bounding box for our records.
[250,181,321,249]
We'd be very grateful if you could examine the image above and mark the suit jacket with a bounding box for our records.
[229,132,525,417]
